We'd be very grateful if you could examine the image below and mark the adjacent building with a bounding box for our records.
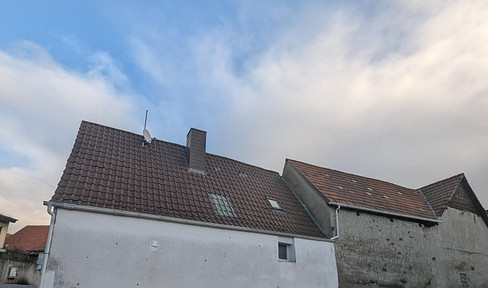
[2,225,49,285]
[0,214,17,253]
[40,121,338,288]
[283,159,488,287]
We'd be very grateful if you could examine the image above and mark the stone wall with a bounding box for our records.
[335,207,488,287]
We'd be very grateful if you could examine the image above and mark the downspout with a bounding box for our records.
[330,205,341,240]
[39,203,56,288]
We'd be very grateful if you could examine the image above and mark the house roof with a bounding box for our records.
[4,225,49,252]
[286,159,438,221]
[419,174,465,217]
[0,213,17,223]
[50,121,326,239]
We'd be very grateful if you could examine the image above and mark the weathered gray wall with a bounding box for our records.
[283,164,488,288]
[0,251,39,285]
[335,207,488,287]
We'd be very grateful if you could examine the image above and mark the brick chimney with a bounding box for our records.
[186,128,207,173]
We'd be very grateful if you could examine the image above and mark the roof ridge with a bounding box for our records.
[286,158,416,191]
[209,153,280,175]
[83,121,282,176]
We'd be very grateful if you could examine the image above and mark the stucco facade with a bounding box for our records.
[43,208,338,288]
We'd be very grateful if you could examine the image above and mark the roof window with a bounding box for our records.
[209,193,235,217]
[267,198,282,210]
[239,171,247,177]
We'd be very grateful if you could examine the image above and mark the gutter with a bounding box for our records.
[330,205,341,240]
[44,201,333,243]
[328,202,441,223]
[418,188,441,221]
[38,202,56,288]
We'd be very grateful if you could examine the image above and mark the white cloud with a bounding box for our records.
[182,1,488,207]
[0,42,139,232]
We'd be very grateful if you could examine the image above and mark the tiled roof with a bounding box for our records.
[5,225,49,252]
[419,174,464,217]
[50,121,326,239]
[287,159,438,221]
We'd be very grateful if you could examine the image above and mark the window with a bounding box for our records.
[278,243,288,260]
[278,237,295,262]
[209,193,235,217]
[460,272,468,286]
[267,198,282,211]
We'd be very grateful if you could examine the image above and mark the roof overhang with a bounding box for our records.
[0,214,17,223]
[328,202,441,224]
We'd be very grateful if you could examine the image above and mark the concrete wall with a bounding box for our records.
[0,251,40,285]
[43,209,338,288]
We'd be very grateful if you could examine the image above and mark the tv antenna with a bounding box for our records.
[142,110,153,146]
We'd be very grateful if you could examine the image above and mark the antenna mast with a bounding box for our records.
[142,110,152,146]
[144,109,148,130]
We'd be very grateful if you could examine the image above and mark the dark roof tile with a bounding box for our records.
[51,121,325,239]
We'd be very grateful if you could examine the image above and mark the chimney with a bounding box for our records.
[186,128,207,173]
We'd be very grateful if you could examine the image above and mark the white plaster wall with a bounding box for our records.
[45,209,338,288]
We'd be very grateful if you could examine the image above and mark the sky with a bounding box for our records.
[1,0,488,233]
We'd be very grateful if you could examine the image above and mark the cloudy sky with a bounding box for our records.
[1,0,487,232]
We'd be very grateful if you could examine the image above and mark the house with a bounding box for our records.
[40,121,338,288]
[1,225,49,285]
[283,159,488,287]
[5,225,49,254]
[0,214,17,252]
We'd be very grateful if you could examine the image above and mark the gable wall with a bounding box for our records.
[43,208,338,288]
[447,180,478,215]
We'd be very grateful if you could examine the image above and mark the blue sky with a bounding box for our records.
[1,1,488,232]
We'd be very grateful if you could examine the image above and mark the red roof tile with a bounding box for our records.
[50,121,326,239]
[419,174,464,216]
[287,159,438,221]
[5,225,49,252]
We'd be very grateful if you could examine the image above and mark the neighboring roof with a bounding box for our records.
[50,121,326,239]
[0,213,17,223]
[4,225,49,252]
[419,174,465,216]
[286,159,438,222]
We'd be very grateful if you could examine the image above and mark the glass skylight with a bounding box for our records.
[268,198,282,210]
[209,193,235,217]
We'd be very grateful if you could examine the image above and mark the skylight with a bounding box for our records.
[268,198,282,210]
[209,193,235,217]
